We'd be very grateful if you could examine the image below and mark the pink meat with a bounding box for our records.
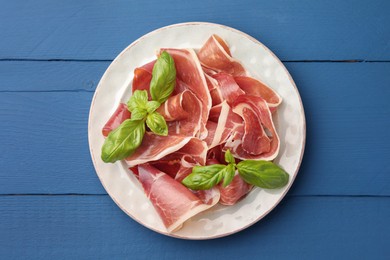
[225,95,280,161]
[132,59,190,99]
[132,60,155,99]
[211,72,245,106]
[102,103,131,137]
[234,76,282,112]
[204,158,251,206]
[156,90,202,137]
[241,106,271,155]
[151,138,208,179]
[138,164,220,232]
[219,172,252,206]
[206,145,225,164]
[162,48,211,139]
[204,73,223,106]
[205,102,243,149]
[198,35,247,76]
[125,134,193,167]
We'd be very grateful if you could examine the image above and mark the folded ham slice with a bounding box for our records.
[156,90,202,137]
[125,134,192,167]
[102,103,131,137]
[132,60,155,99]
[234,76,282,112]
[138,164,220,232]
[151,138,208,179]
[219,172,252,206]
[205,102,243,149]
[198,35,247,76]
[205,153,251,206]
[224,95,280,161]
[211,72,245,106]
[162,48,211,139]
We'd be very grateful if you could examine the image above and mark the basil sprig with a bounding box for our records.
[150,51,176,104]
[101,52,176,163]
[127,90,168,136]
[236,160,289,189]
[182,150,236,190]
[182,164,235,190]
[101,119,145,163]
[182,150,289,190]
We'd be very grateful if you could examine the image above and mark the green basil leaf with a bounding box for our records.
[236,160,289,189]
[222,164,235,187]
[182,164,226,190]
[146,100,161,114]
[146,112,168,136]
[101,119,145,163]
[150,51,176,103]
[130,107,147,121]
[127,90,148,112]
[224,149,235,165]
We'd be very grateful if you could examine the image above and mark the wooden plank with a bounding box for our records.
[285,62,390,196]
[0,1,389,61]
[0,92,105,194]
[0,62,389,195]
[0,61,109,92]
[0,196,388,259]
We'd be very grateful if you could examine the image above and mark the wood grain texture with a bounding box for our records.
[0,62,389,195]
[0,0,389,61]
[0,196,388,259]
[0,61,108,92]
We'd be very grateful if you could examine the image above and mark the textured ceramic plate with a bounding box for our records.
[88,22,306,239]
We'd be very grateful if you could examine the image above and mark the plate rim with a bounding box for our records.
[88,21,306,240]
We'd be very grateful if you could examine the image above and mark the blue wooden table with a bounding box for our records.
[1,0,389,259]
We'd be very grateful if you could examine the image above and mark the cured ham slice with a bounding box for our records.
[102,103,131,137]
[151,138,208,179]
[205,102,243,149]
[234,76,282,112]
[211,72,245,106]
[156,90,202,137]
[219,172,252,206]
[198,35,247,76]
[204,157,251,206]
[206,146,225,165]
[225,95,280,161]
[162,48,211,139]
[138,164,220,232]
[173,156,221,208]
[125,134,192,167]
[204,74,223,106]
[132,59,190,99]
[132,60,155,99]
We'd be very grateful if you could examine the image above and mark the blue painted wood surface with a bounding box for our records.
[0,0,389,61]
[0,0,389,259]
[0,196,389,259]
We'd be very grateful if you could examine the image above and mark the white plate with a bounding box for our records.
[88,22,306,239]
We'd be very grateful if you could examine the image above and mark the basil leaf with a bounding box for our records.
[182,164,226,190]
[146,101,161,114]
[127,90,148,112]
[130,107,147,121]
[150,51,176,104]
[146,112,168,136]
[222,164,235,187]
[101,119,145,163]
[236,160,289,189]
[224,149,235,165]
